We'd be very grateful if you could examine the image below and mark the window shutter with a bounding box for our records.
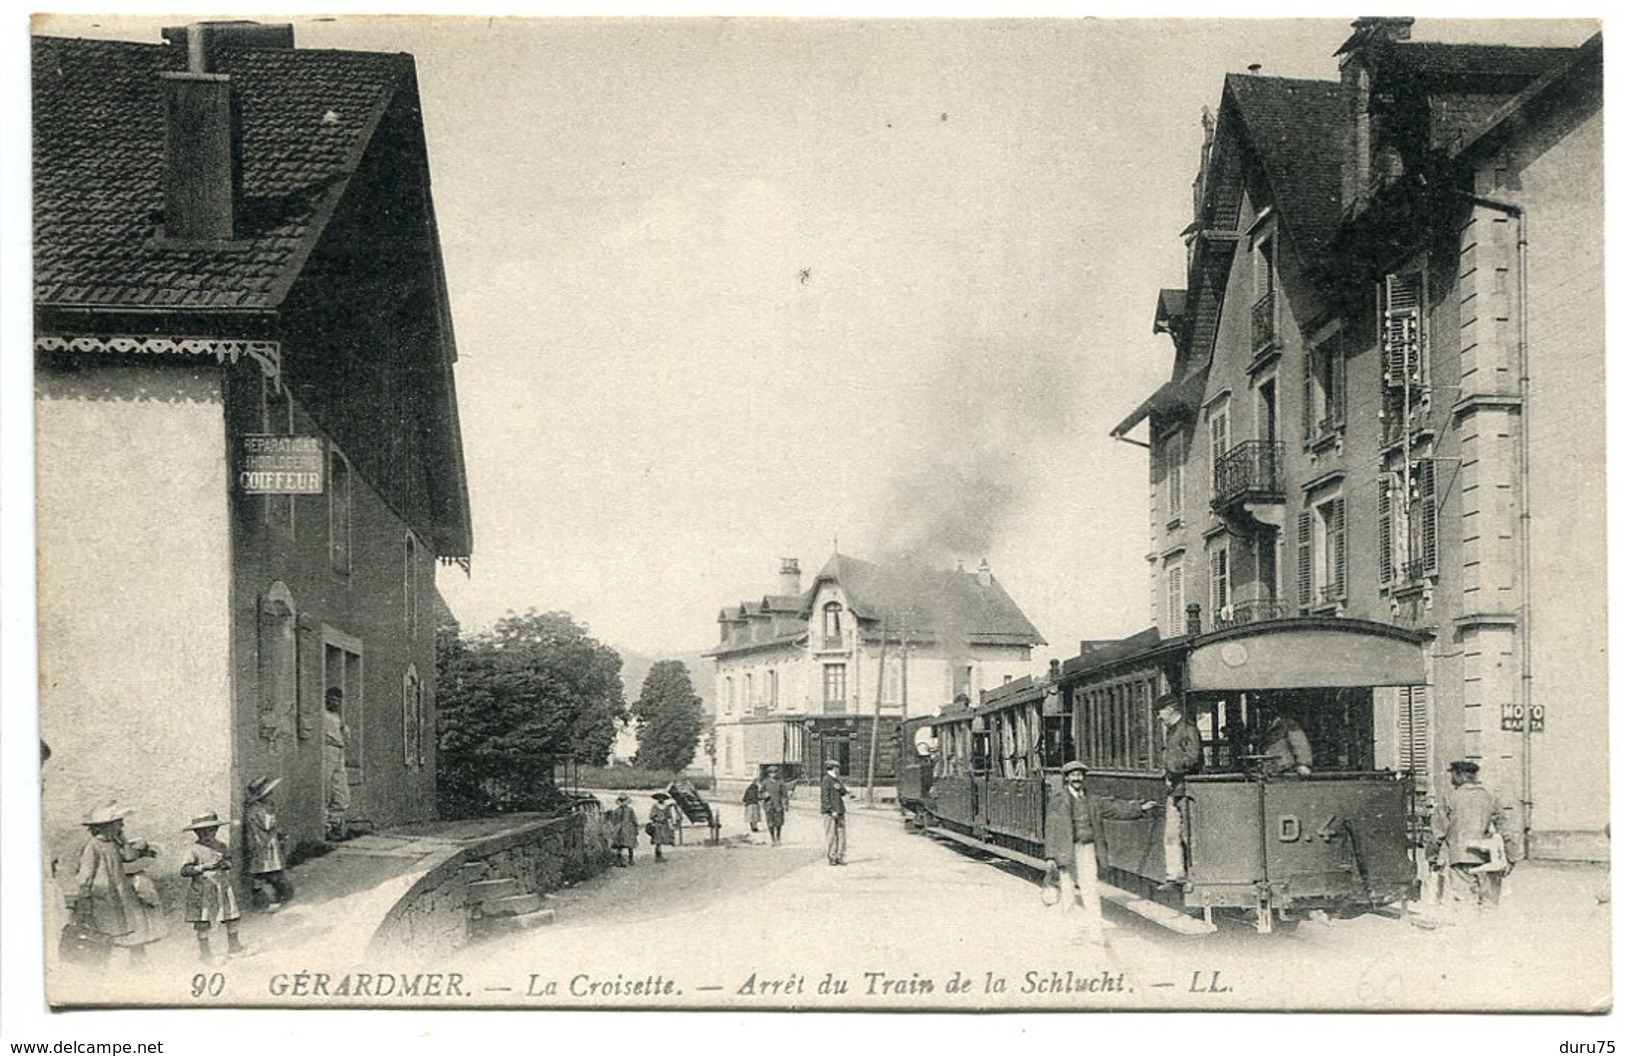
[1296,510,1313,609]
[1166,433,1184,520]
[1378,478,1394,585]
[1302,360,1315,440]
[1383,273,1422,386]
[1331,497,1347,599]
[1398,685,1430,784]
[1332,340,1348,424]
[1166,564,1184,632]
[1419,459,1438,574]
[1210,547,1228,614]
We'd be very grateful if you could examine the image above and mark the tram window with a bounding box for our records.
[1043,715,1070,769]
[971,730,991,773]
[1195,703,1217,771]
[1131,683,1152,770]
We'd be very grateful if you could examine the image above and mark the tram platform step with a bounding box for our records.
[1098,886,1216,935]
[922,823,1216,936]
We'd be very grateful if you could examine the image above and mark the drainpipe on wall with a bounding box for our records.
[1456,190,1532,860]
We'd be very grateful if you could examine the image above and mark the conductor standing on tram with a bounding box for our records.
[1157,695,1202,890]
[1046,761,1157,945]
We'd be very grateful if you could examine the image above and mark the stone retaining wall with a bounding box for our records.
[370,809,609,959]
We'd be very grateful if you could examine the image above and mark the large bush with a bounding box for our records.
[437,610,627,818]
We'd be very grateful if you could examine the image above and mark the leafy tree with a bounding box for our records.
[631,660,705,772]
[437,609,627,817]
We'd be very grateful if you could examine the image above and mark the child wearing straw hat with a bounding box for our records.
[180,811,244,961]
[244,777,294,911]
[69,802,139,966]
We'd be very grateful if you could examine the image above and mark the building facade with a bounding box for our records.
[34,24,473,895]
[1113,20,1603,859]
[710,556,1046,783]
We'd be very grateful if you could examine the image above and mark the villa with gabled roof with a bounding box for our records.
[709,555,1046,784]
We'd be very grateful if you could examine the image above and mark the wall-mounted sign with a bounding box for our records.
[239,434,324,494]
[1501,702,1546,733]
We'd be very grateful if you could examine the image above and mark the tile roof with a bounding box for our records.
[34,34,411,311]
[807,553,1046,647]
[1384,42,1577,81]
[1223,73,1345,269]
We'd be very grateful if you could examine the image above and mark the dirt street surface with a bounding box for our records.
[448,798,1611,1011]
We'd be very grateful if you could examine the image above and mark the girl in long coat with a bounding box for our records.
[607,794,639,866]
[73,803,162,964]
[71,805,137,965]
[649,793,677,862]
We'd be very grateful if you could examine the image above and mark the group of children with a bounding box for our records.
[605,791,678,866]
[67,775,298,966]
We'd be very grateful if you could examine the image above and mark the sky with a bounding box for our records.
[1,3,1617,1048]
[23,12,1601,668]
[21,8,1609,768]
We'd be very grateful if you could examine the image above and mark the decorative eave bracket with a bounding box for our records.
[36,333,281,380]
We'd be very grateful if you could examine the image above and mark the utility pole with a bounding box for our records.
[866,617,887,806]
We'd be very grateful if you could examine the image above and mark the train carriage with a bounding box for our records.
[904,617,1426,933]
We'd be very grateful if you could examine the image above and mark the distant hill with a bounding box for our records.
[617,647,714,715]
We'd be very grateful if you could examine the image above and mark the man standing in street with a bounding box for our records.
[760,765,789,846]
[1156,695,1202,889]
[742,774,763,835]
[1430,760,1509,920]
[820,760,848,865]
[1045,761,1156,945]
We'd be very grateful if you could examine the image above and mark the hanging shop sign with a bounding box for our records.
[239,434,325,494]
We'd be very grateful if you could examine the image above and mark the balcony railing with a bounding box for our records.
[1212,440,1285,511]
[1251,291,1277,354]
[1212,598,1293,629]
[819,634,848,651]
[1401,558,1428,583]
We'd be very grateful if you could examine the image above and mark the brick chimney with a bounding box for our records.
[976,558,992,588]
[156,22,293,245]
[778,558,801,596]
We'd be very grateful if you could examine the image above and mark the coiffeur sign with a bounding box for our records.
[239,434,325,494]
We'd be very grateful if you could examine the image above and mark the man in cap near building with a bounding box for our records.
[1045,761,1157,945]
[820,760,849,865]
[323,687,352,842]
[1430,760,1509,920]
[1156,695,1202,890]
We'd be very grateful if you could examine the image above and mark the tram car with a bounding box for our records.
[901,618,1426,933]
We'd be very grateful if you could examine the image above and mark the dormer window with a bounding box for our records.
[1251,230,1278,355]
[822,601,844,647]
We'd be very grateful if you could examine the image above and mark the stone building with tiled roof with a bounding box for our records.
[34,23,472,897]
[708,555,1046,784]
[1112,18,1602,860]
